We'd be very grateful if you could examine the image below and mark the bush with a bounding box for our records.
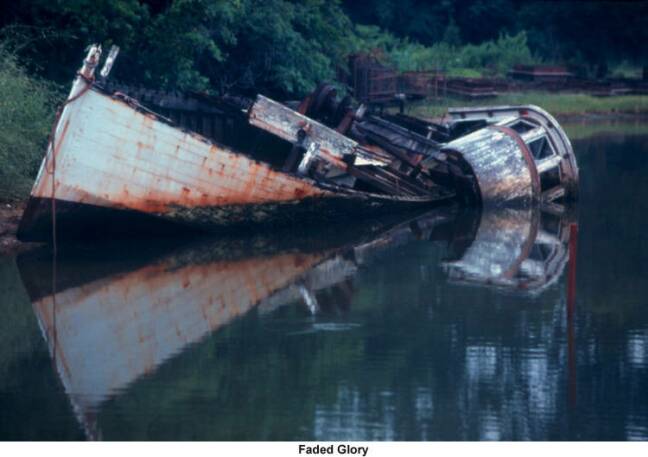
[0,44,61,200]
[458,32,535,75]
[353,26,540,77]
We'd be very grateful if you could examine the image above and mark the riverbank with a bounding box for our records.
[410,92,648,120]
[0,202,38,255]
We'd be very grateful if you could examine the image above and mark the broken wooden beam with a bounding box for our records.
[249,95,359,161]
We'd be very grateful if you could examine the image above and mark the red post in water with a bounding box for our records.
[567,223,578,318]
[567,223,578,408]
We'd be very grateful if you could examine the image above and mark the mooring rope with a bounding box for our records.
[43,73,94,360]
[44,73,94,255]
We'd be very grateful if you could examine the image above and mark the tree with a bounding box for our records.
[1,0,355,97]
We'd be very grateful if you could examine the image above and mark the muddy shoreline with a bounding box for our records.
[0,202,34,255]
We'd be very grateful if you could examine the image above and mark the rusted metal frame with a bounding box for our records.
[353,123,437,172]
[363,166,429,196]
[446,79,498,99]
[382,113,451,142]
[356,116,441,163]
[346,166,418,197]
[431,149,479,196]
[373,163,435,195]
[355,129,421,169]
[247,95,432,196]
[297,94,313,115]
[364,115,441,149]
[491,125,542,199]
[335,109,355,134]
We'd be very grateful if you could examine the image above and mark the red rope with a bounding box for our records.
[43,74,94,356]
[44,74,94,255]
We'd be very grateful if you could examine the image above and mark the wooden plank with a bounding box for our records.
[249,95,359,159]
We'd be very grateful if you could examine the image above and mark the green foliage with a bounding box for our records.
[1,0,355,97]
[457,31,535,75]
[345,0,648,69]
[0,44,61,200]
[2,0,646,99]
[610,61,644,80]
[208,0,355,96]
[353,25,537,77]
[0,0,149,82]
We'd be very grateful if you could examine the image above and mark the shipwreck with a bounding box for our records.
[17,45,578,241]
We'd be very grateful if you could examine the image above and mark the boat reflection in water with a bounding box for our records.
[17,205,576,439]
[443,207,574,295]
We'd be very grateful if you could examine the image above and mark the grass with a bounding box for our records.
[409,92,648,119]
[562,121,648,141]
[0,44,61,202]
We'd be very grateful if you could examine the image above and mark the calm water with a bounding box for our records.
[1,124,648,441]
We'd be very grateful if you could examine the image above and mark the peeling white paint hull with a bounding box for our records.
[18,81,444,241]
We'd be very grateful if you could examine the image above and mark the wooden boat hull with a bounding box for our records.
[17,84,447,242]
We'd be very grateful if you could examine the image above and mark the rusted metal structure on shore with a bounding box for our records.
[18,45,578,242]
[347,53,400,105]
[346,53,444,106]
[508,65,574,83]
[445,78,498,99]
[346,56,648,102]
